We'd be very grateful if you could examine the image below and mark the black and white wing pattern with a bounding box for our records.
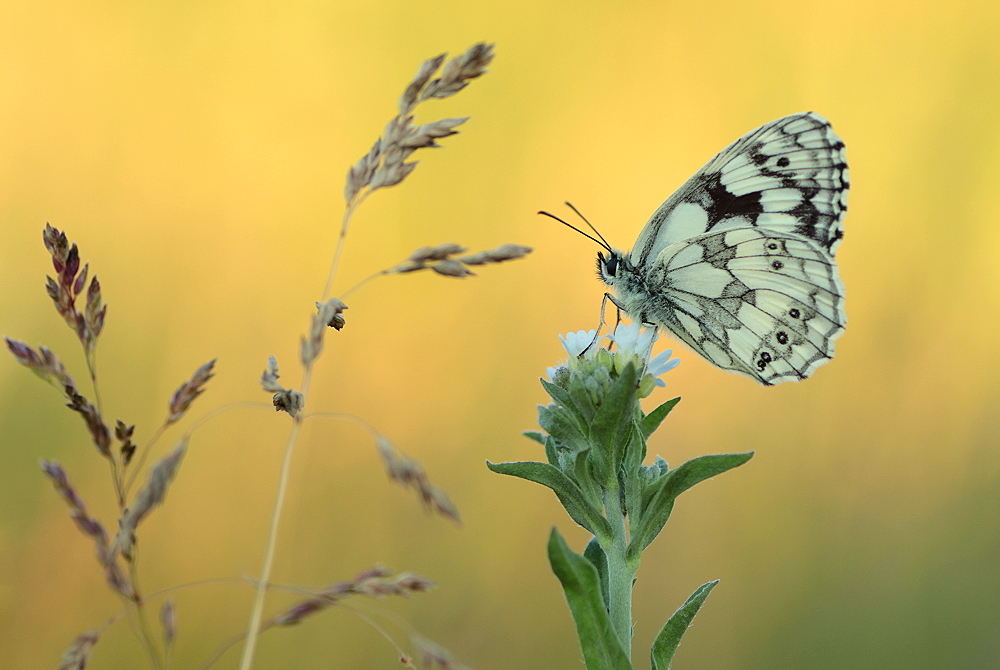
[602,112,849,385]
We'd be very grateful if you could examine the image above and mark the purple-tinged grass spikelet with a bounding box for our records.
[85,275,106,342]
[41,460,106,540]
[376,436,460,523]
[411,634,472,670]
[274,566,434,626]
[57,629,101,670]
[161,599,177,646]
[40,460,133,598]
[64,385,112,457]
[115,438,187,559]
[115,420,136,465]
[41,225,107,353]
[4,338,76,389]
[167,359,216,425]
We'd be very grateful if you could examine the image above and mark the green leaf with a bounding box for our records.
[622,426,646,521]
[627,452,753,561]
[544,435,559,467]
[538,404,588,454]
[583,536,610,611]
[640,397,680,439]
[523,431,546,445]
[548,528,633,670]
[541,379,591,428]
[588,363,640,483]
[573,448,603,507]
[650,580,718,670]
[567,379,598,424]
[487,461,611,538]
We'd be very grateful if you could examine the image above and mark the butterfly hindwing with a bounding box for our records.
[629,112,849,268]
[638,227,845,385]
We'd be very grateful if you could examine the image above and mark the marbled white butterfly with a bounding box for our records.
[585,112,849,385]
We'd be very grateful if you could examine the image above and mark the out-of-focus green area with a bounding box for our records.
[2,1,999,668]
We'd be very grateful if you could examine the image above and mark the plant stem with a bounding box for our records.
[128,559,164,670]
[239,172,361,670]
[603,486,636,659]
[322,191,368,302]
[236,369,311,670]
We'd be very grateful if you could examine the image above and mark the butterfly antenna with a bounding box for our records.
[564,202,613,251]
[538,210,612,252]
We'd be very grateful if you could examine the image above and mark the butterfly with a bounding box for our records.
[556,112,849,385]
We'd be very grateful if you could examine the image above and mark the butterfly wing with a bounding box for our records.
[639,227,845,385]
[629,112,849,269]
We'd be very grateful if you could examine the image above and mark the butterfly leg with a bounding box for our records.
[597,292,627,341]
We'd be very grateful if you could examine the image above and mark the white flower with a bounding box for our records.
[606,323,680,387]
[550,324,680,391]
[605,322,656,362]
[558,329,599,357]
[647,349,681,387]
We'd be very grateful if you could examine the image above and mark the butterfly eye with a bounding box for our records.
[605,255,618,277]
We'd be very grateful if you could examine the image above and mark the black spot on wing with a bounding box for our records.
[692,171,765,228]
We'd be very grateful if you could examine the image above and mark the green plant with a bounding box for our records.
[489,324,752,669]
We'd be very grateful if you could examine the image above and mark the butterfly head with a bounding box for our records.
[597,249,627,287]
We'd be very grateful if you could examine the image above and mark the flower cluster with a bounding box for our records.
[546,323,680,401]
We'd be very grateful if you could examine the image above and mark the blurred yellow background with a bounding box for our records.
[2,0,1000,668]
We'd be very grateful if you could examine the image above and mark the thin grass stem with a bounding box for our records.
[236,368,314,670]
[322,191,369,302]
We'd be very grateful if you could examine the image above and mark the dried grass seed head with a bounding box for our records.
[398,53,446,116]
[409,243,466,262]
[272,389,305,418]
[302,299,348,366]
[345,139,382,203]
[260,355,284,393]
[420,42,495,102]
[430,260,474,277]
[344,43,493,204]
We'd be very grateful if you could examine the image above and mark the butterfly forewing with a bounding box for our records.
[629,112,849,269]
